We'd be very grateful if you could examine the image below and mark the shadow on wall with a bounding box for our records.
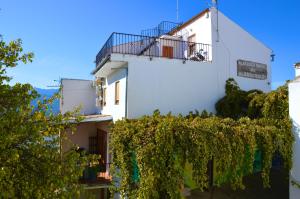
[106,68,127,85]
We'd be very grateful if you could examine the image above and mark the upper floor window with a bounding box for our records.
[115,81,120,105]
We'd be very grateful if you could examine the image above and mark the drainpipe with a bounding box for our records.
[125,67,128,119]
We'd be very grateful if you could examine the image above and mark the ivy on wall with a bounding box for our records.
[110,79,293,199]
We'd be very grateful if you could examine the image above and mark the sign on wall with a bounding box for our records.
[237,60,267,80]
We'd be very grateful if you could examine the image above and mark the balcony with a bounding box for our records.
[80,163,112,185]
[95,32,211,68]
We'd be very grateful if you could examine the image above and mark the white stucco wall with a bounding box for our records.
[210,7,272,93]
[289,80,300,199]
[172,10,212,48]
[124,54,218,118]
[97,32,272,119]
[60,79,99,115]
[97,68,127,121]
[296,67,300,78]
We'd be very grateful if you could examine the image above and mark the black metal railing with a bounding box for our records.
[96,32,211,67]
[141,21,182,37]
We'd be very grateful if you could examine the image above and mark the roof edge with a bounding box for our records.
[169,8,210,35]
[212,7,273,52]
[69,115,113,124]
[61,78,93,82]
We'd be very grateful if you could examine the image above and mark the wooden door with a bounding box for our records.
[97,129,107,170]
[162,46,173,58]
[188,34,196,56]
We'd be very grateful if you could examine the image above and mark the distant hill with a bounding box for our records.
[35,88,58,97]
[32,88,60,114]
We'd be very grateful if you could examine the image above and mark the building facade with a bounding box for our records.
[92,7,272,121]
[60,7,273,198]
[289,63,300,199]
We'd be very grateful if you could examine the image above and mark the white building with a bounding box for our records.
[295,62,300,77]
[63,8,272,121]
[91,7,272,121]
[60,78,99,115]
[289,62,300,199]
[60,7,273,197]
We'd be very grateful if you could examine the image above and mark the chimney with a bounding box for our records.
[295,62,300,78]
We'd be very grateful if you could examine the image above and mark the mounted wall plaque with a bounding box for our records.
[237,60,267,80]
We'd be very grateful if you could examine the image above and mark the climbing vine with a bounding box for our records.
[110,79,293,199]
[292,180,300,189]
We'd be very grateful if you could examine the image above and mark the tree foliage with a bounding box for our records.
[110,79,293,199]
[215,78,289,120]
[215,78,263,119]
[0,39,96,198]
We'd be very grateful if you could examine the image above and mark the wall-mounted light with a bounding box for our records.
[271,53,275,62]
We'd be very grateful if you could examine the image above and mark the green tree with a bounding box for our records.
[0,39,95,198]
[215,78,264,119]
[215,78,289,120]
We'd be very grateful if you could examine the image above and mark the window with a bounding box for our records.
[89,136,98,154]
[102,88,107,106]
[115,81,120,105]
[88,130,108,172]
[162,46,174,59]
[188,34,196,56]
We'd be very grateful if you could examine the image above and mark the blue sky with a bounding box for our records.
[1,0,299,89]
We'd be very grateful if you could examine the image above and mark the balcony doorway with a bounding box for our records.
[162,46,174,59]
[188,34,196,57]
[97,129,107,170]
[88,129,108,171]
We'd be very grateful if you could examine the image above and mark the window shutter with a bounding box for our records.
[103,88,107,106]
[115,81,120,105]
